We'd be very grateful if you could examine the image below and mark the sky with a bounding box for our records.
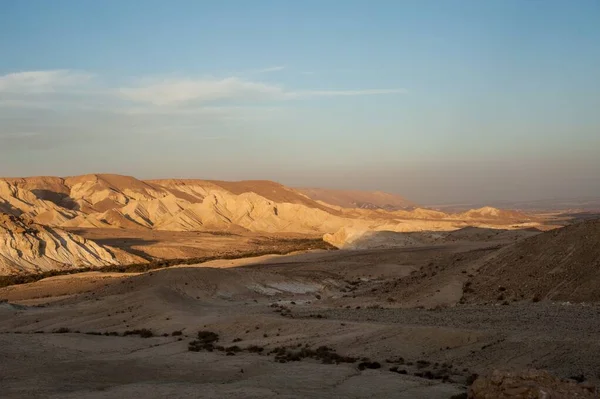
[1,0,599,204]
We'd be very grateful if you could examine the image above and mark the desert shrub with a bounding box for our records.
[416,360,431,369]
[171,330,182,336]
[139,329,153,338]
[246,345,264,353]
[268,345,356,365]
[196,331,219,342]
[54,327,71,333]
[188,330,220,352]
[358,361,381,370]
[124,329,153,338]
[188,341,204,352]
[225,345,242,353]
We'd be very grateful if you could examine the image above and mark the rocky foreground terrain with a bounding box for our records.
[1,218,600,398]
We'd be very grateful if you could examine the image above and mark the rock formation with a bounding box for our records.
[0,213,136,275]
[469,369,597,398]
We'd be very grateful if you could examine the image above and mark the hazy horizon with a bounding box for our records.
[2,1,599,204]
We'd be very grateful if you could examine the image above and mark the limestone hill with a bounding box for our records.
[0,174,541,237]
[0,213,137,275]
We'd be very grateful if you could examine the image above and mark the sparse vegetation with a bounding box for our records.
[358,361,381,370]
[0,238,336,288]
[123,329,153,338]
[188,330,220,352]
[269,345,358,364]
[246,345,265,353]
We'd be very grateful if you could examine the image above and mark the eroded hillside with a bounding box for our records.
[0,174,541,235]
[0,213,139,275]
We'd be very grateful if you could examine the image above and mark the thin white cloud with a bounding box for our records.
[0,70,407,114]
[254,66,286,73]
[118,105,285,116]
[0,70,93,93]
[287,89,407,98]
[118,77,284,106]
[119,77,406,106]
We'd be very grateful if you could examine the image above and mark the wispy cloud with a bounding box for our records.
[288,89,407,98]
[0,70,406,109]
[118,77,406,106]
[0,70,93,93]
[254,66,286,73]
[118,77,284,106]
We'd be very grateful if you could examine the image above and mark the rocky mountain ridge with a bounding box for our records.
[0,174,538,235]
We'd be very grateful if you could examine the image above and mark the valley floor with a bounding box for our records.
[1,241,598,398]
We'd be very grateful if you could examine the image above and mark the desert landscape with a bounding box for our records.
[3,1,600,398]
[1,174,599,398]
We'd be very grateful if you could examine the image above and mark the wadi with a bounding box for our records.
[1,173,599,398]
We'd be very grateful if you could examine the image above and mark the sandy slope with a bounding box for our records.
[323,226,540,249]
[464,218,600,303]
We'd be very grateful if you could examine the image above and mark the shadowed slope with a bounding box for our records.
[464,218,600,303]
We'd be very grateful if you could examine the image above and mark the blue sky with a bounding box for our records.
[1,0,599,203]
